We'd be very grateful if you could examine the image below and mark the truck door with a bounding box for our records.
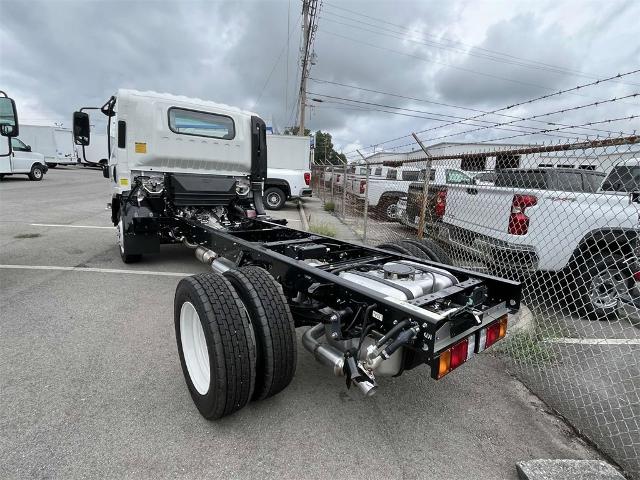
[10,138,40,172]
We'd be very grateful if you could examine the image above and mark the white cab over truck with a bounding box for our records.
[70,89,521,421]
[263,134,311,210]
[17,125,78,167]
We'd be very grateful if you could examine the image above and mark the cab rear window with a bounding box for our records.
[168,107,235,140]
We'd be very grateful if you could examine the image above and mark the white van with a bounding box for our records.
[0,137,48,181]
[17,125,77,167]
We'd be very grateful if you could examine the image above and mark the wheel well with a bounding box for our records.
[568,229,635,268]
[111,196,121,225]
[265,180,291,197]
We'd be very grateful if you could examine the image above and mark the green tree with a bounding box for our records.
[313,130,346,165]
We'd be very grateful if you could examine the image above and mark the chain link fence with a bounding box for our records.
[313,134,640,479]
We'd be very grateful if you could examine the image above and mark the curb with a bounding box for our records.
[516,459,625,480]
[297,199,309,232]
[507,303,535,339]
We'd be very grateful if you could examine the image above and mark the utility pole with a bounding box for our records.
[298,0,317,136]
[299,0,309,135]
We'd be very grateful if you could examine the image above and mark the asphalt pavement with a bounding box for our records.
[0,167,606,480]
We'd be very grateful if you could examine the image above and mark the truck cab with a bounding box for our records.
[73,89,268,262]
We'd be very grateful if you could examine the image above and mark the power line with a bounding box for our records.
[256,14,301,107]
[340,68,640,156]
[320,12,632,83]
[310,77,632,133]
[323,1,635,85]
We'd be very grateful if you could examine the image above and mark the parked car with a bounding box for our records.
[419,165,639,319]
[0,137,48,181]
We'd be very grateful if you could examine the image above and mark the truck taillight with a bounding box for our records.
[360,179,367,194]
[336,174,341,183]
[304,172,311,185]
[434,315,507,380]
[435,189,447,217]
[508,194,537,235]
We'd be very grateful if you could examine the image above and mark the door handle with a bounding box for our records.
[466,188,478,195]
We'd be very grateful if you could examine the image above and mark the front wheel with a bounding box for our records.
[573,254,625,320]
[175,273,256,419]
[264,187,286,210]
[376,196,399,221]
[117,217,141,263]
[29,165,44,181]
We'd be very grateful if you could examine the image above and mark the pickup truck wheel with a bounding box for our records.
[264,187,286,210]
[574,254,625,320]
[175,273,256,419]
[376,196,399,221]
[117,217,142,263]
[224,266,297,401]
[29,165,44,181]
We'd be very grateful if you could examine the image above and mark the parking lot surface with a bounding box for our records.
[1,167,604,479]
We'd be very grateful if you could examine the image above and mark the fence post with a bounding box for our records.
[362,161,370,244]
[330,166,334,204]
[412,133,432,240]
[342,163,347,219]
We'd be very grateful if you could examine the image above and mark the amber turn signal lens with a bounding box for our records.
[437,350,451,379]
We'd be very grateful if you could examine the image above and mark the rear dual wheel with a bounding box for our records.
[175,267,297,419]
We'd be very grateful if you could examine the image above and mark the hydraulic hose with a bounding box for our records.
[375,319,410,348]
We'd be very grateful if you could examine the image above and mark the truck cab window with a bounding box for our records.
[168,108,235,140]
[11,138,29,151]
[445,169,472,184]
[386,169,397,180]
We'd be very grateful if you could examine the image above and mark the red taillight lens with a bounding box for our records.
[304,172,311,185]
[435,189,447,217]
[450,338,469,369]
[483,316,508,350]
[336,174,341,182]
[634,271,640,282]
[508,194,537,235]
[360,179,367,194]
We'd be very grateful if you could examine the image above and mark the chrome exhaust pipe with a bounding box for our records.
[192,245,233,274]
[302,324,344,376]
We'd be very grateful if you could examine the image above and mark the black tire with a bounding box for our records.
[572,254,624,320]
[47,163,58,168]
[224,266,297,401]
[264,187,286,210]
[376,242,413,255]
[117,215,142,263]
[175,273,256,419]
[28,164,44,181]
[397,240,430,259]
[416,238,453,264]
[375,196,400,221]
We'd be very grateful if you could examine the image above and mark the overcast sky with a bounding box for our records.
[1,0,638,160]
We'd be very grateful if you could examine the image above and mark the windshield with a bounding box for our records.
[601,166,640,192]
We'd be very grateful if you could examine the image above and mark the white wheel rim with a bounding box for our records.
[117,219,124,253]
[34,169,42,179]
[267,193,281,207]
[180,302,210,395]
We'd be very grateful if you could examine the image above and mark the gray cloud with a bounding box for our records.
[1,0,638,157]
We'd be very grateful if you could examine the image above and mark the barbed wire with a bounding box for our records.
[340,69,640,158]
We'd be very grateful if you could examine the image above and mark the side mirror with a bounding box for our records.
[0,96,19,138]
[73,111,91,146]
[102,164,109,179]
[26,145,32,152]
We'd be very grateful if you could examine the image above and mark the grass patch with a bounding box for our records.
[323,201,335,212]
[498,331,555,364]
[309,223,337,237]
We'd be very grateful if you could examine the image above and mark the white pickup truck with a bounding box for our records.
[428,164,640,319]
[263,134,312,210]
[347,165,422,220]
